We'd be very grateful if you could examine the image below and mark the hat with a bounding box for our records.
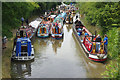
[85,33,89,36]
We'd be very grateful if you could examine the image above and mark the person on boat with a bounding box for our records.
[21,17,24,26]
[83,33,89,44]
[103,34,108,53]
[95,34,101,53]
[85,33,89,37]
[25,19,29,26]
[2,36,7,49]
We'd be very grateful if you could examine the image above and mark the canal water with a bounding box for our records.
[3,19,107,78]
[10,21,107,78]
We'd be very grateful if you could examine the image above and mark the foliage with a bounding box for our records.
[77,2,120,35]
[106,27,119,59]
[102,61,119,78]
[2,2,39,38]
[2,2,60,38]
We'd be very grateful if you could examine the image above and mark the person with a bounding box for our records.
[103,34,108,53]
[2,36,7,49]
[25,19,29,26]
[21,17,24,26]
[95,34,101,52]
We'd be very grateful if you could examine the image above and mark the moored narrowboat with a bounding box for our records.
[37,24,51,38]
[51,22,64,40]
[51,12,66,39]
[66,14,73,24]
[37,20,51,38]
[53,12,67,24]
[16,26,35,39]
[72,14,107,62]
[12,37,34,61]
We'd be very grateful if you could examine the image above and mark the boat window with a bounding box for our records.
[20,30,24,37]
[21,45,28,52]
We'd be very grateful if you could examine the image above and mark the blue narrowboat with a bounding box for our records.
[12,38,34,61]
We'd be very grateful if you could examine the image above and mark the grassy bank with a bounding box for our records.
[2,29,16,78]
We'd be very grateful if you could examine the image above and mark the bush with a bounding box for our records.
[107,27,119,59]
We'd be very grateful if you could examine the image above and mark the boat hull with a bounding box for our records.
[37,34,50,38]
[51,34,63,40]
[72,23,107,62]
[11,45,34,61]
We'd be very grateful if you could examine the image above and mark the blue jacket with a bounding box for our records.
[104,37,108,45]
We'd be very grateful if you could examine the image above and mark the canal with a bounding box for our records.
[3,18,107,78]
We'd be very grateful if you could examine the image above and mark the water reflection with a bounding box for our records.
[51,39,63,54]
[66,24,72,32]
[11,61,32,78]
[9,21,107,78]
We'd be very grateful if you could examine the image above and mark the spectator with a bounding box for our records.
[103,34,108,53]
[21,17,24,26]
[25,19,29,26]
[2,36,7,49]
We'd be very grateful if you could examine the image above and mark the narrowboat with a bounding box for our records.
[51,12,67,39]
[53,12,67,24]
[37,19,51,38]
[14,26,36,46]
[51,21,64,39]
[16,26,35,39]
[11,37,34,61]
[72,14,107,62]
[66,14,73,24]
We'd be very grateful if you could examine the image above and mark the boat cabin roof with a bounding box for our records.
[48,15,56,18]
[17,38,31,43]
